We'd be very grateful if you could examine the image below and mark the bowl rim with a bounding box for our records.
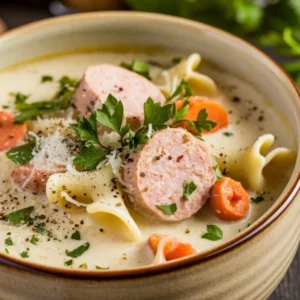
[0,11,299,280]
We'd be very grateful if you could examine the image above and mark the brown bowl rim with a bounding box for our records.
[0,11,299,280]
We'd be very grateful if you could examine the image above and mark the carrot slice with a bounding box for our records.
[148,233,197,261]
[175,96,228,134]
[209,177,250,220]
[0,111,27,151]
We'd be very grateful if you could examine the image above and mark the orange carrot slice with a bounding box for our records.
[148,233,197,261]
[175,96,228,134]
[0,111,27,151]
[209,177,250,220]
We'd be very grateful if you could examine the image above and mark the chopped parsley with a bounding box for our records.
[156,203,177,215]
[35,223,52,236]
[71,230,81,240]
[95,266,110,270]
[2,105,9,109]
[64,259,73,266]
[6,139,36,165]
[5,237,13,246]
[79,263,88,269]
[223,132,233,137]
[30,235,39,245]
[183,180,197,200]
[120,59,151,80]
[201,224,223,241]
[251,196,264,203]
[213,165,224,180]
[172,57,182,65]
[3,206,34,225]
[5,248,9,254]
[41,75,53,83]
[66,242,90,258]
[168,79,193,100]
[13,76,78,124]
[20,251,29,258]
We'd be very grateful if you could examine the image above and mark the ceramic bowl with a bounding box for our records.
[0,12,299,300]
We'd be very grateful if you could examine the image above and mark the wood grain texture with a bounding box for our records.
[0,2,299,299]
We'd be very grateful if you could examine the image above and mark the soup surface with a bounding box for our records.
[0,50,296,270]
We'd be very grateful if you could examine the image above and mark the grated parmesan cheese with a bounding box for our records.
[106,150,127,186]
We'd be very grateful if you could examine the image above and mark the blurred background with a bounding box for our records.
[0,0,299,299]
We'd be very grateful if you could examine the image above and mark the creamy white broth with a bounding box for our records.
[0,51,295,270]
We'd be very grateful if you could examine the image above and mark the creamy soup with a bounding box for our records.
[0,50,296,270]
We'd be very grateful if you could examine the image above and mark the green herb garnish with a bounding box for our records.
[2,105,9,109]
[64,259,73,266]
[5,237,13,246]
[35,223,52,236]
[20,251,29,258]
[3,206,34,225]
[156,203,177,215]
[213,165,224,180]
[121,59,151,80]
[168,79,193,100]
[183,180,197,200]
[66,242,90,258]
[30,235,39,245]
[79,263,88,269]
[201,224,223,241]
[6,139,36,165]
[251,196,264,203]
[5,248,9,254]
[172,57,182,65]
[71,230,81,241]
[41,75,54,83]
[223,132,233,137]
[95,266,110,270]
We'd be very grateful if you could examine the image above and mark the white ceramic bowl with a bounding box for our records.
[0,12,299,300]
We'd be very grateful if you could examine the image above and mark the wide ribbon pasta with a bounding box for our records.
[218,134,296,191]
[46,165,141,241]
[155,53,217,98]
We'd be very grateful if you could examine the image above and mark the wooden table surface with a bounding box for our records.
[0,1,299,299]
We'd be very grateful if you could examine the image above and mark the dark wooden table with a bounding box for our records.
[0,1,299,299]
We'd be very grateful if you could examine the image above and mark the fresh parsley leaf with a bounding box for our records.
[156,203,177,215]
[213,165,224,180]
[251,196,264,203]
[30,235,39,245]
[143,97,175,130]
[96,94,124,133]
[5,248,9,254]
[183,180,197,200]
[194,109,217,134]
[128,126,149,149]
[20,251,29,258]
[121,59,151,80]
[201,224,223,241]
[168,79,193,100]
[70,113,99,144]
[175,99,190,121]
[96,266,110,270]
[66,242,90,258]
[6,139,36,165]
[64,259,73,266]
[71,230,81,240]
[35,223,52,236]
[13,92,29,106]
[172,57,182,65]
[223,132,233,137]
[5,237,13,246]
[3,206,34,225]
[41,75,53,83]
[79,263,88,269]
[73,145,108,171]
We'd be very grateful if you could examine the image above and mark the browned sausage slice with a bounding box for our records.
[72,64,165,129]
[122,128,215,221]
[11,164,64,194]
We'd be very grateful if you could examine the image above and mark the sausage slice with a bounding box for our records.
[11,164,65,194]
[72,64,165,129]
[122,128,215,221]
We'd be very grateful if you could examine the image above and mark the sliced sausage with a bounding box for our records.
[11,164,65,194]
[122,128,215,221]
[72,64,165,129]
